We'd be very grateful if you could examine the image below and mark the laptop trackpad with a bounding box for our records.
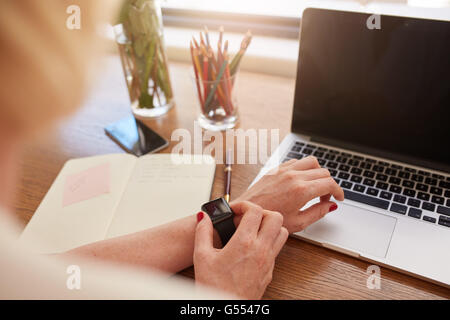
[303,203,397,258]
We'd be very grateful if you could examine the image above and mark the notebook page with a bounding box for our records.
[105,154,216,239]
[19,154,137,254]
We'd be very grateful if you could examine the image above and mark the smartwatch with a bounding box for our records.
[201,197,236,246]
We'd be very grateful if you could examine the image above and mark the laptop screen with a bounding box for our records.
[292,9,450,171]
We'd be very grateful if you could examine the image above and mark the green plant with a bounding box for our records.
[118,0,173,109]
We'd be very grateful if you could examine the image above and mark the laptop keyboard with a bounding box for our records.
[284,141,450,229]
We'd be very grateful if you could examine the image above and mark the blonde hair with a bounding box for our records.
[0,0,119,137]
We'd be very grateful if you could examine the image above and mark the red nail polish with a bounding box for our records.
[197,211,204,222]
[329,204,338,212]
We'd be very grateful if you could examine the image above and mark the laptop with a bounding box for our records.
[251,8,450,287]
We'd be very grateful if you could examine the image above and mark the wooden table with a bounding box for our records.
[14,56,450,300]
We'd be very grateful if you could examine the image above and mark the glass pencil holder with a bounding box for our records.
[191,71,239,131]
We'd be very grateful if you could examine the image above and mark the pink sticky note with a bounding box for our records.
[63,163,111,207]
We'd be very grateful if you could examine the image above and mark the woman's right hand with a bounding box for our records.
[194,201,288,300]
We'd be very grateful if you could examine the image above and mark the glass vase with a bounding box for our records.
[115,0,174,118]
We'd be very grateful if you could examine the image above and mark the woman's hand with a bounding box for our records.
[194,201,288,299]
[233,156,345,233]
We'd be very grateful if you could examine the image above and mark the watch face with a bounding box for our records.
[201,198,233,222]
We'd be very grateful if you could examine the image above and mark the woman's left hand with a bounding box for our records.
[232,156,345,234]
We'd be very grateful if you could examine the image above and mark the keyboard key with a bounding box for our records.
[329,169,337,177]
[407,198,420,208]
[350,175,362,183]
[363,178,375,187]
[350,167,362,175]
[341,181,353,189]
[327,162,338,169]
[393,195,406,204]
[445,190,450,198]
[422,202,435,212]
[439,180,450,189]
[367,188,379,197]
[318,159,326,166]
[353,155,364,160]
[366,158,376,163]
[412,174,423,183]
[430,187,443,196]
[306,144,317,149]
[338,172,350,180]
[418,170,430,176]
[437,205,450,217]
[314,151,324,158]
[384,168,397,176]
[334,178,341,185]
[402,180,414,188]
[447,199,450,207]
[341,152,352,158]
[344,190,389,210]
[405,167,417,173]
[423,216,436,223]
[416,183,428,192]
[389,177,401,185]
[325,154,336,161]
[347,159,360,167]
[329,149,340,154]
[378,161,389,166]
[303,148,313,155]
[376,182,388,190]
[438,215,450,228]
[336,156,348,164]
[403,188,416,197]
[295,141,305,146]
[390,203,407,215]
[363,170,375,178]
[287,152,302,159]
[380,191,393,200]
[291,145,303,152]
[360,162,372,170]
[425,177,437,186]
[318,147,328,151]
[431,196,444,205]
[372,165,384,173]
[353,184,366,193]
[417,192,430,201]
[339,164,350,172]
[398,171,410,179]
[408,208,422,219]
[391,164,403,170]
[389,185,402,194]
[376,174,388,182]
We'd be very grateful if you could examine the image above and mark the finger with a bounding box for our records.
[194,212,214,255]
[230,201,258,216]
[272,227,289,255]
[233,202,264,239]
[258,211,284,243]
[296,201,338,231]
[286,156,321,171]
[305,177,345,201]
[320,194,331,203]
[299,168,331,181]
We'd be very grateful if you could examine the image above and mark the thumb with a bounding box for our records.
[194,212,214,255]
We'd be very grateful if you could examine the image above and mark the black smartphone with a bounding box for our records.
[104,115,168,156]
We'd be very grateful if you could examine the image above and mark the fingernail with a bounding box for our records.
[197,211,204,222]
[329,204,338,212]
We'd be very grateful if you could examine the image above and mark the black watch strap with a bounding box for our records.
[214,217,236,246]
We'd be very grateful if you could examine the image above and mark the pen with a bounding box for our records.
[224,149,232,202]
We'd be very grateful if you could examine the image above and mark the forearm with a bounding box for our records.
[65,214,222,274]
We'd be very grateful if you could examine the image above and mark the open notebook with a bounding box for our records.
[19,153,216,254]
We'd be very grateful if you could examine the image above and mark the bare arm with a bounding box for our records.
[65,214,224,274]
